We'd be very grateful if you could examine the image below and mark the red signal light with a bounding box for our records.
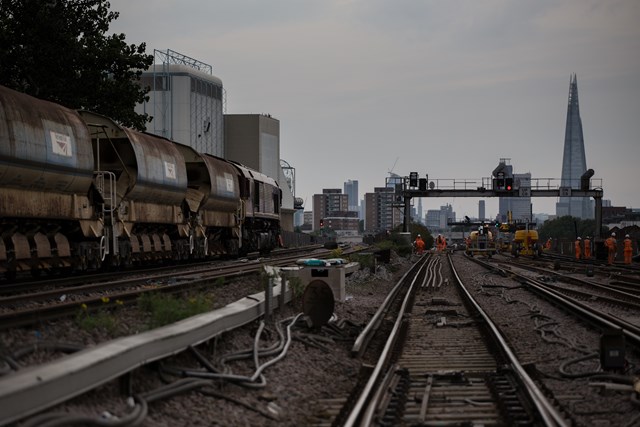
[505,178,513,191]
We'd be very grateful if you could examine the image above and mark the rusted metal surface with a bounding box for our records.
[175,144,239,219]
[200,154,241,212]
[231,161,280,220]
[121,200,185,225]
[122,128,188,205]
[0,86,94,194]
[79,110,188,208]
[302,279,335,327]
[11,233,30,260]
[0,187,94,220]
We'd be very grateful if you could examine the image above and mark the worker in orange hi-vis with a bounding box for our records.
[574,237,582,260]
[414,234,425,255]
[623,234,633,265]
[545,238,552,250]
[583,236,591,259]
[605,232,617,265]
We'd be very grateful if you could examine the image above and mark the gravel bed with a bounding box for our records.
[0,253,411,426]
[5,251,639,426]
[453,252,640,427]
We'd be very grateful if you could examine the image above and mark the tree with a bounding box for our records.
[538,216,605,241]
[392,221,433,249]
[0,0,153,130]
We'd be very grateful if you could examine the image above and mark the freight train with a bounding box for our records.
[0,85,282,279]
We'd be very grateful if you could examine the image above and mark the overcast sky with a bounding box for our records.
[109,0,639,220]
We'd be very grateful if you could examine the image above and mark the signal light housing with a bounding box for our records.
[505,178,513,191]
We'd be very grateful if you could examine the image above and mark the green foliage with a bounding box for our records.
[287,276,305,300]
[138,292,213,329]
[75,309,118,334]
[330,248,343,258]
[74,299,123,334]
[396,244,413,258]
[391,221,433,248]
[412,223,434,249]
[538,216,606,240]
[350,253,375,269]
[0,0,153,130]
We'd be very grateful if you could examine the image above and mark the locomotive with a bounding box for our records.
[0,85,282,279]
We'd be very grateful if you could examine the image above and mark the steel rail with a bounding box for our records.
[344,255,430,426]
[448,254,570,427]
[469,255,640,345]
[350,254,429,357]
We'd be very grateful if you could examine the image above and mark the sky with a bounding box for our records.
[108,0,640,220]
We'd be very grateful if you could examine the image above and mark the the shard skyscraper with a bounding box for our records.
[555,74,593,219]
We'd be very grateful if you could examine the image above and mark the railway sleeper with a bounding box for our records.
[487,370,536,425]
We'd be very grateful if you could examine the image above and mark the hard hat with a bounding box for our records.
[417,234,421,237]
[577,237,581,240]
[612,232,616,237]
[626,234,630,238]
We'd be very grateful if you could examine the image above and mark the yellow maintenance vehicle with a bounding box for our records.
[465,225,497,258]
[511,227,542,257]
[495,211,542,258]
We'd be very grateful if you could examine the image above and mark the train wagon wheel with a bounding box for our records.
[99,236,107,262]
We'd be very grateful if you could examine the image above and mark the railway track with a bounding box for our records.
[492,255,640,310]
[0,247,335,329]
[468,254,640,345]
[326,253,569,426]
[3,248,639,425]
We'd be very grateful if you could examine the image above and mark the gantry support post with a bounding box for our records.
[403,196,411,233]
[594,196,602,239]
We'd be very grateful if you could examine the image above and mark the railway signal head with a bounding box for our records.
[409,172,418,187]
[505,178,513,191]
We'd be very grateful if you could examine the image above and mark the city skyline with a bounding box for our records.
[108,1,640,219]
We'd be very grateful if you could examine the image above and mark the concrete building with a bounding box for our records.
[224,114,295,232]
[478,200,486,221]
[417,198,424,224]
[313,189,349,231]
[364,187,402,233]
[137,51,224,157]
[426,210,440,230]
[556,74,593,219]
[300,211,313,232]
[322,211,360,236]
[499,172,532,223]
[136,50,297,232]
[426,204,456,232]
[344,180,359,215]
